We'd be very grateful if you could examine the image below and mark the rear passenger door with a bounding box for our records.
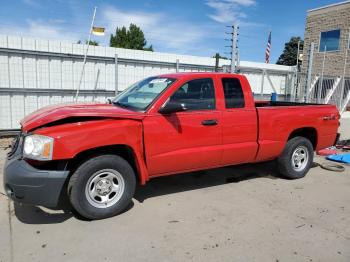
[219,77,258,165]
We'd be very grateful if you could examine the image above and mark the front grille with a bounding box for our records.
[7,133,21,158]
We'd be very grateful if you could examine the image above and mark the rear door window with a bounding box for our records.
[221,78,245,108]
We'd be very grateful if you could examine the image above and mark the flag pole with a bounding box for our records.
[75,6,97,101]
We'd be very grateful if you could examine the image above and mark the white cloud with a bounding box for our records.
[103,7,160,30]
[21,0,40,7]
[101,6,210,54]
[226,0,256,6]
[0,5,215,55]
[206,0,256,24]
[0,19,80,42]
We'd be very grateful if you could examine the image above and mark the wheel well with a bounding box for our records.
[288,127,317,149]
[66,145,139,183]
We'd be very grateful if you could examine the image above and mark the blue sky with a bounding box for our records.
[0,0,341,63]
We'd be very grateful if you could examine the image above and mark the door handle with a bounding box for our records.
[201,119,218,126]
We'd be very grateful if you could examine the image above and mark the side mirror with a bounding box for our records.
[107,98,112,104]
[158,102,186,114]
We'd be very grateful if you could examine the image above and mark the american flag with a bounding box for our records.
[265,31,271,63]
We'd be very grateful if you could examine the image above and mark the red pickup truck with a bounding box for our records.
[4,73,339,219]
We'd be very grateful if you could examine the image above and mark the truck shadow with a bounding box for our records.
[13,160,317,224]
[134,160,283,203]
[13,201,135,224]
[13,202,73,224]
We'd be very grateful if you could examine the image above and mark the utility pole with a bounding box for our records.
[214,53,219,72]
[225,24,239,73]
[231,24,239,73]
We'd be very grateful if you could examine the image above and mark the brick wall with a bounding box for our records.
[301,2,350,77]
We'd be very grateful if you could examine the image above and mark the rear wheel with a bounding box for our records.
[277,136,314,179]
[68,155,136,220]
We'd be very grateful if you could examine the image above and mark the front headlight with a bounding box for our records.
[23,135,54,161]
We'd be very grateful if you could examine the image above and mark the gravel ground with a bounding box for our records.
[0,118,349,262]
[0,138,13,149]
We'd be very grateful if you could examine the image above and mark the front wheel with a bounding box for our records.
[68,155,136,220]
[277,136,314,179]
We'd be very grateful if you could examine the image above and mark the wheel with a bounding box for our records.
[68,155,136,219]
[277,136,314,179]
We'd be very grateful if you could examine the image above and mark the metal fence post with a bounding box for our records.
[339,31,350,113]
[287,72,295,101]
[260,69,265,100]
[293,70,299,101]
[176,59,179,73]
[318,46,327,103]
[115,54,118,96]
[305,42,315,102]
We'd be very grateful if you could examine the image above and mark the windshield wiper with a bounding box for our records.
[112,101,134,110]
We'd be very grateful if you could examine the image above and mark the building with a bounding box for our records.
[301,1,350,112]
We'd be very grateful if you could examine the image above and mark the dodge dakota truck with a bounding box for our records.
[3,73,340,219]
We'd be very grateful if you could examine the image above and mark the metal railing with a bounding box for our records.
[291,73,350,113]
[289,40,350,114]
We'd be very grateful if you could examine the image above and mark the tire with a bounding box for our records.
[277,136,314,179]
[68,155,136,220]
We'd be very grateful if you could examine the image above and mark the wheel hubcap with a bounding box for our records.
[96,179,112,195]
[291,146,309,171]
[85,169,125,209]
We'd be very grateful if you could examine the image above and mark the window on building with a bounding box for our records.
[319,29,341,52]
[221,78,245,108]
[169,78,215,111]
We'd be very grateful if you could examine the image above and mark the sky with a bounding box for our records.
[0,0,342,63]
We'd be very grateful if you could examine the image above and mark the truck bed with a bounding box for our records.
[254,102,339,162]
[255,101,322,107]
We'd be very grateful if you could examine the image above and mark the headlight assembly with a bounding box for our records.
[23,135,54,161]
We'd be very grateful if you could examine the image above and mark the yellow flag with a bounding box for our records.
[92,26,105,36]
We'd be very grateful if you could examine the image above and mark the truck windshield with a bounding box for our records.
[112,77,176,111]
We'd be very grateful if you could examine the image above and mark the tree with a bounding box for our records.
[110,26,128,48]
[86,40,99,46]
[110,23,153,51]
[276,37,304,66]
[143,45,153,51]
[76,40,99,46]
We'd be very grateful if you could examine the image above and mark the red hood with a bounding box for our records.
[21,102,144,132]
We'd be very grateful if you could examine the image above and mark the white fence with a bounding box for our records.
[0,35,295,129]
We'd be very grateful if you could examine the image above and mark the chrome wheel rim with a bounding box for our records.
[85,169,125,209]
[291,146,309,171]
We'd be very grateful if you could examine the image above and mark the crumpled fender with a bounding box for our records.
[21,102,145,132]
[35,118,150,185]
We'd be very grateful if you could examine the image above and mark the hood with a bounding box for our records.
[21,102,145,132]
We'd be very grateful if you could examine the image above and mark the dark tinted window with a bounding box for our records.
[169,78,215,111]
[222,78,245,108]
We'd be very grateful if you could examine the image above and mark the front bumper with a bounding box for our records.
[3,147,69,208]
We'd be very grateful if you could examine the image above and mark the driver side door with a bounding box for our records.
[143,77,222,176]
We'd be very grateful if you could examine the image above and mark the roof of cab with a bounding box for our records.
[157,72,241,79]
